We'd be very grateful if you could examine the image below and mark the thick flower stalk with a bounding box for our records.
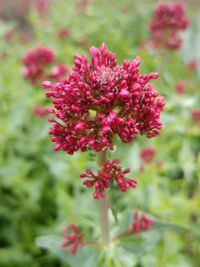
[43,43,164,155]
[149,2,189,49]
[80,159,137,199]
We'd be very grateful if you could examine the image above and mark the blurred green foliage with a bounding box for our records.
[0,0,199,266]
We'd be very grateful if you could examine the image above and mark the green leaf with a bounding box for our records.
[36,235,99,267]
[117,230,161,255]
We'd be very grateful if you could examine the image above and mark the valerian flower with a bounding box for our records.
[22,46,54,83]
[60,224,84,255]
[48,62,69,82]
[140,147,156,164]
[43,43,164,154]
[149,2,189,49]
[175,80,186,94]
[80,159,137,199]
[132,210,155,234]
[33,105,49,117]
[191,109,200,126]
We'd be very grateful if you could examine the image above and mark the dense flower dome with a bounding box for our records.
[43,43,165,154]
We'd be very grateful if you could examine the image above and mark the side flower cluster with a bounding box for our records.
[80,159,137,199]
[140,147,156,164]
[60,224,84,255]
[22,46,68,84]
[191,109,200,126]
[132,210,155,235]
[43,43,164,154]
[149,2,189,49]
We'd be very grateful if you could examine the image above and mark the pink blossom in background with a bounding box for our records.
[76,0,89,11]
[80,159,137,199]
[3,28,16,41]
[33,105,49,117]
[22,46,54,83]
[61,224,84,255]
[57,27,70,39]
[175,80,186,94]
[0,0,30,20]
[186,59,198,71]
[191,109,200,125]
[35,0,50,14]
[140,147,156,164]
[79,37,89,48]
[43,43,164,154]
[48,63,69,82]
[132,210,155,235]
[149,2,190,49]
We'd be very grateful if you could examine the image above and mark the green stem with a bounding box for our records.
[97,150,110,246]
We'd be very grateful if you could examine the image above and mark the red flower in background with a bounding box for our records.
[191,109,200,126]
[33,105,49,117]
[22,46,69,84]
[35,0,50,14]
[76,0,89,11]
[175,80,186,94]
[80,159,137,199]
[61,224,84,255]
[57,27,70,39]
[48,63,69,82]
[149,2,189,49]
[140,147,156,164]
[22,46,54,83]
[132,210,155,235]
[186,59,198,71]
[43,43,164,154]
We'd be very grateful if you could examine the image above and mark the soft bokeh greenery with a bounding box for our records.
[0,0,199,266]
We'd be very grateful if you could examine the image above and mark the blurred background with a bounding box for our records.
[0,0,200,266]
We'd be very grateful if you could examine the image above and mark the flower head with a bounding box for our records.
[35,0,49,14]
[33,105,49,117]
[57,27,70,39]
[191,109,200,126]
[149,2,190,49]
[22,46,54,83]
[44,43,164,154]
[175,80,186,94]
[132,210,155,235]
[48,62,69,82]
[80,159,137,199]
[186,59,198,71]
[140,147,156,163]
[60,223,84,255]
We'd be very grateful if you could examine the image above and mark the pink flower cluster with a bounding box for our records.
[80,159,137,199]
[43,43,164,154]
[132,210,155,235]
[175,80,186,94]
[22,46,68,84]
[35,0,49,14]
[149,2,190,49]
[33,105,49,117]
[57,27,70,39]
[186,59,198,71]
[191,109,200,126]
[140,147,156,164]
[60,224,84,255]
